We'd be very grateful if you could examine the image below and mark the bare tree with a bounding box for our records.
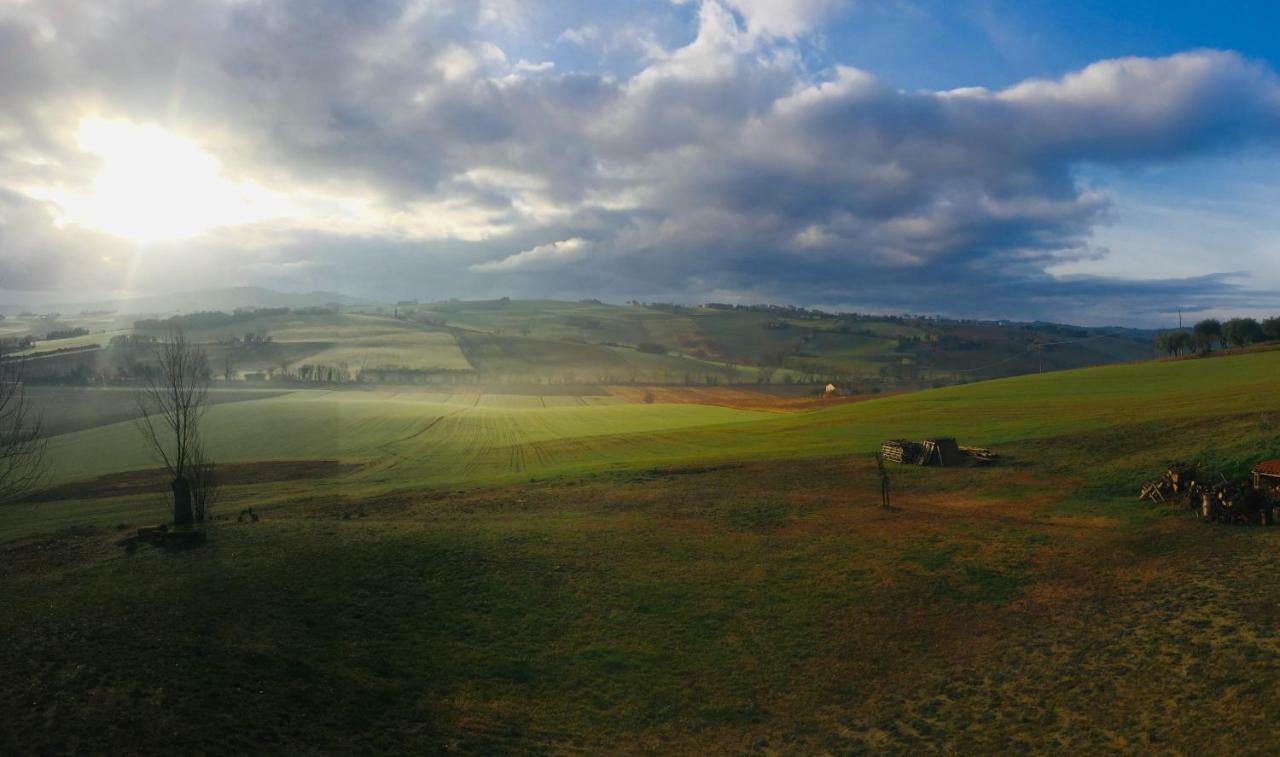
[134,328,213,526]
[188,439,220,523]
[0,359,46,503]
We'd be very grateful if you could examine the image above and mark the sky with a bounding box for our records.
[4,0,1280,326]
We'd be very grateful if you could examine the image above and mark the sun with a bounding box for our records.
[54,119,285,242]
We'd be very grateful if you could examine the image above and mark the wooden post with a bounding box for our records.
[877,453,891,510]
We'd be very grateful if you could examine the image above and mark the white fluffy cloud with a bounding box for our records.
[722,0,848,37]
[471,237,591,272]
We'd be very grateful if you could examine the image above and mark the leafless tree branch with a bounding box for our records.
[134,327,213,525]
[188,438,220,523]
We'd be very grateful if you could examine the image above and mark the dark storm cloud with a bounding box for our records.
[2,0,1280,323]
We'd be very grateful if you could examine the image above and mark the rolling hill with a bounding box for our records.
[401,298,1157,384]
[9,344,1280,537]
[2,294,1160,388]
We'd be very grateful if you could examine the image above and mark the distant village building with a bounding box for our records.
[880,437,986,467]
[1253,459,1280,494]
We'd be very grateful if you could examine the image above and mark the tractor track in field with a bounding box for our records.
[376,405,473,468]
[372,391,491,470]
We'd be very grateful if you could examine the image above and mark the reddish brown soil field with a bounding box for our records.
[24,460,359,502]
[607,385,896,412]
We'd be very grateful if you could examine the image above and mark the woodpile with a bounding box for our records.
[920,438,963,466]
[1139,460,1280,526]
[880,438,996,467]
[1139,463,1199,503]
[1191,480,1275,525]
[960,446,997,463]
[1166,462,1198,494]
[1138,481,1168,502]
[880,439,922,464]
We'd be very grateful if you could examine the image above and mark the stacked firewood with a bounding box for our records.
[880,439,922,464]
[1190,480,1274,525]
[880,439,997,466]
[1139,461,1280,525]
[1138,462,1199,503]
[960,446,997,463]
[1165,462,1198,494]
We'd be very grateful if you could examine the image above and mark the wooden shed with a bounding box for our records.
[1253,459,1280,494]
[920,438,963,467]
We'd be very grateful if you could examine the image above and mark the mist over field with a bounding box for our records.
[5,2,1280,754]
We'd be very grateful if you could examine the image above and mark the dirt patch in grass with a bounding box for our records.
[0,525,104,576]
[607,385,897,412]
[26,460,362,503]
[628,463,744,481]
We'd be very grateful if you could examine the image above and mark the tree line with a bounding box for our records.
[133,307,292,333]
[44,327,90,341]
[1155,317,1280,356]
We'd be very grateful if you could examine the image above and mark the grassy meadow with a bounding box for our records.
[3,348,1280,752]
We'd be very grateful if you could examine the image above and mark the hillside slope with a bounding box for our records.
[5,340,1280,754]
[400,299,1156,384]
[9,347,1280,538]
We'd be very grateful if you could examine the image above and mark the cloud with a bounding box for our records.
[0,0,1279,323]
[721,0,849,38]
[471,237,591,272]
[558,24,601,47]
[513,60,555,74]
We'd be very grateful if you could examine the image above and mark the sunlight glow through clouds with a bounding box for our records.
[30,119,517,246]
[47,119,293,243]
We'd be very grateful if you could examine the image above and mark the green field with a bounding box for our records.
[4,349,1280,752]
[24,328,128,353]
[414,299,699,347]
[7,349,1280,540]
[286,331,470,373]
[22,387,287,437]
[452,327,795,385]
[215,313,473,375]
[22,347,1280,497]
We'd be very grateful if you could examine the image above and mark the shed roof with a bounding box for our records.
[1253,459,1280,476]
